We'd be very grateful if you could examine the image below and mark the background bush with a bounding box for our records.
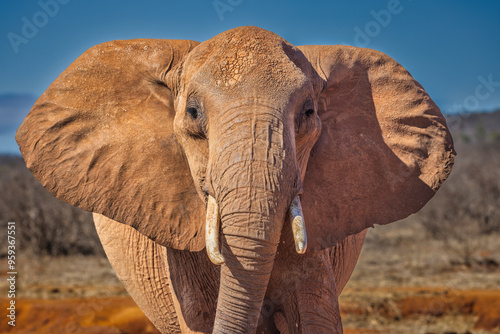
[0,155,103,256]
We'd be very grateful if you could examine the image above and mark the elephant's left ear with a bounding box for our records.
[16,39,207,251]
[298,45,456,251]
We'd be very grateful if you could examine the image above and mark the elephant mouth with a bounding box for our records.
[205,195,307,265]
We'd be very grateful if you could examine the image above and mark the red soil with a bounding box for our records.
[1,287,499,333]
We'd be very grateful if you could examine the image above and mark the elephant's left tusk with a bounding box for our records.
[206,195,225,265]
[289,196,307,254]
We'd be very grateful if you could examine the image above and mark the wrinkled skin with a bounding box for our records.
[16,26,455,333]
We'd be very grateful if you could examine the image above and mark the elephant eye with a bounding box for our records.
[295,100,317,136]
[186,107,199,120]
[184,103,207,140]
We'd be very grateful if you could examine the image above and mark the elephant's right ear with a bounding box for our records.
[16,39,206,251]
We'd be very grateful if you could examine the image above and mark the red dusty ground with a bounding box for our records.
[396,288,500,330]
[0,297,159,334]
[340,287,500,332]
[1,288,499,333]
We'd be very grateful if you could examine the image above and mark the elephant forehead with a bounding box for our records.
[214,48,256,87]
[213,42,303,88]
[190,27,308,93]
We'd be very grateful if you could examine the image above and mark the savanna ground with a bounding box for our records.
[1,112,500,333]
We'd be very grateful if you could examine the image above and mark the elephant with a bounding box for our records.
[16,26,455,333]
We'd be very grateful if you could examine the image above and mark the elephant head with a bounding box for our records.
[16,26,454,333]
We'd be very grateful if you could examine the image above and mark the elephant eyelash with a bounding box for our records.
[186,117,207,139]
[187,129,207,140]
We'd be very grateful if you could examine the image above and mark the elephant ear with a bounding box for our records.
[298,45,455,251]
[16,39,206,251]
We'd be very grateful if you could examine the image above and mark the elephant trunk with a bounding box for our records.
[209,106,298,333]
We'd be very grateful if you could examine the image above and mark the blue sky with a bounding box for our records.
[1,0,499,153]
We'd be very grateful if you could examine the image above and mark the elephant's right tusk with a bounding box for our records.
[289,196,307,254]
[205,195,225,265]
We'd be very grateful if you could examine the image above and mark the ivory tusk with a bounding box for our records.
[205,195,225,265]
[289,196,307,254]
